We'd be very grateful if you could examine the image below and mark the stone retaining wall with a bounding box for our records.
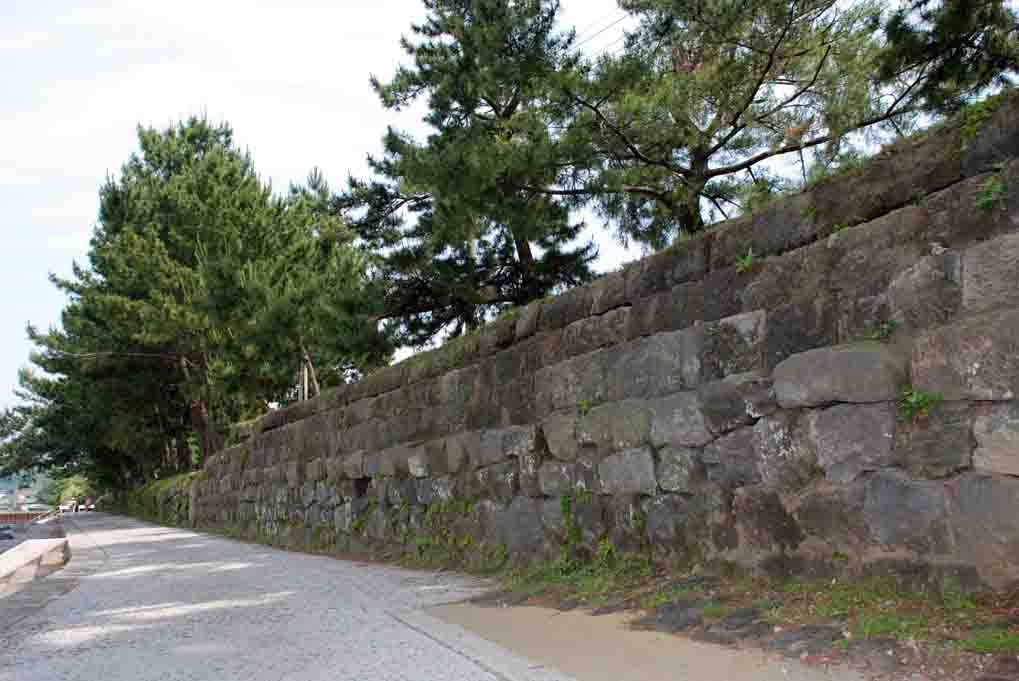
[190,92,1019,589]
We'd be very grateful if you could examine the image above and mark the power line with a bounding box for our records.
[573,9,625,42]
[574,13,628,50]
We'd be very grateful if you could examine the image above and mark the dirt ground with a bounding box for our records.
[431,602,866,681]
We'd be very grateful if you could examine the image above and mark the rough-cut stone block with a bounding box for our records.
[807,403,898,483]
[590,270,627,315]
[740,242,832,312]
[519,446,543,498]
[626,282,704,340]
[305,458,325,482]
[625,245,706,300]
[492,496,546,553]
[794,486,867,544]
[962,95,1019,176]
[752,411,819,492]
[701,310,766,381]
[471,461,520,505]
[534,350,610,414]
[578,400,652,453]
[285,461,303,488]
[947,473,1019,588]
[826,206,931,300]
[538,286,593,333]
[560,307,629,358]
[887,252,963,331]
[710,192,817,270]
[913,309,1019,401]
[697,372,777,435]
[407,448,431,478]
[702,427,760,488]
[703,266,755,322]
[764,299,839,371]
[896,402,973,478]
[963,233,1019,315]
[538,461,578,497]
[606,328,703,402]
[599,447,657,496]
[773,343,909,408]
[861,472,950,554]
[973,403,1019,476]
[925,161,1019,249]
[514,301,542,341]
[416,476,457,506]
[541,413,579,461]
[648,391,713,448]
[814,129,962,232]
[733,486,804,551]
[657,447,701,493]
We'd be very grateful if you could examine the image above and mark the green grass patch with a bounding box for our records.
[962,627,1019,654]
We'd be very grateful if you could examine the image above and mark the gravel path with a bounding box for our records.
[0,513,573,681]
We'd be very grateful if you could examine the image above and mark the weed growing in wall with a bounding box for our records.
[976,162,1009,211]
[900,388,945,423]
[735,247,759,274]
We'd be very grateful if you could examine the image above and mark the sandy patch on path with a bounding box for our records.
[431,603,865,681]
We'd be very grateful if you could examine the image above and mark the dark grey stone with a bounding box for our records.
[492,496,545,553]
[538,461,578,497]
[947,473,1019,589]
[656,447,701,493]
[541,412,579,462]
[753,411,818,492]
[598,447,657,496]
[807,403,898,483]
[973,403,1019,476]
[963,232,1019,315]
[888,252,962,331]
[861,472,951,554]
[605,329,703,402]
[702,427,761,488]
[697,372,777,436]
[578,400,652,453]
[773,343,910,408]
[897,401,973,478]
[700,310,766,382]
[648,391,713,448]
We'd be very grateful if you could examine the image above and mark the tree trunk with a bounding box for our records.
[190,400,223,465]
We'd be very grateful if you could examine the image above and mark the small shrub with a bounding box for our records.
[976,163,1009,211]
[865,320,897,342]
[735,247,759,274]
[900,389,944,422]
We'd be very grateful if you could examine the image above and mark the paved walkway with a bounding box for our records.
[0,513,571,681]
[0,514,861,681]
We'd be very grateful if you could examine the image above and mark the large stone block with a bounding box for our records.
[807,403,898,484]
[925,161,1019,249]
[947,473,1019,589]
[648,391,713,448]
[589,269,627,315]
[538,461,578,497]
[961,94,1019,176]
[794,486,867,545]
[763,299,839,371]
[534,350,611,414]
[753,411,819,492]
[860,472,950,554]
[470,461,520,505]
[626,282,704,340]
[541,412,579,461]
[733,486,804,552]
[537,286,593,333]
[701,427,761,488]
[896,402,973,478]
[963,233,1019,315]
[656,447,701,493]
[492,496,546,553]
[826,206,930,300]
[560,307,630,359]
[913,309,1019,401]
[519,445,543,498]
[887,252,963,331]
[773,343,909,408]
[973,403,1019,476]
[605,329,704,401]
[710,192,817,270]
[700,310,766,381]
[697,372,777,436]
[514,301,542,341]
[598,447,658,496]
[578,400,652,453]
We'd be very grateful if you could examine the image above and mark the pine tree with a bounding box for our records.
[343,0,597,346]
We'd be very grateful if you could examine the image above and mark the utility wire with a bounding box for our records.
[574,13,628,50]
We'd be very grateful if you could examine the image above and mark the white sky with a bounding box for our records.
[0,0,640,409]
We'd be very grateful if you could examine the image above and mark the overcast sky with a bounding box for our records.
[0,0,641,409]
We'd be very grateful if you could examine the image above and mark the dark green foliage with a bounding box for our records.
[878,0,1018,114]
[2,118,388,488]
[341,0,596,347]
